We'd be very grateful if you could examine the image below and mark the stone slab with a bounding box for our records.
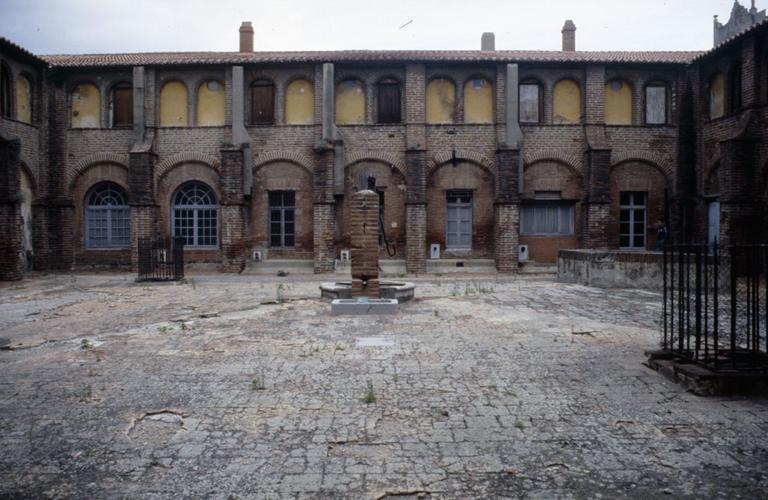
[331,298,398,315]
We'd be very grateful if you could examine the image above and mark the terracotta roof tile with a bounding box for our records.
[0,37,48,66]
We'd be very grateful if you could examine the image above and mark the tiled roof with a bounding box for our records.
[0,37,47,66]
[41,49,703,68]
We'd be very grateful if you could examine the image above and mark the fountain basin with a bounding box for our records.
[320,281,415,303]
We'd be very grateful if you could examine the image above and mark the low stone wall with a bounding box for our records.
[558,249,663,290]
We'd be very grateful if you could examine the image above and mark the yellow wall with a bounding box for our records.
[426,78,456,124]
[159,81,188,127]
[285,79,314,125]
[196,80,225,126]
[71,83,100,128]
[335,80,365,124]
[604,81,632,125]
[463,78,493,124]
[710,73,725,119]
[553,79,582,124]
[15,76,32,123]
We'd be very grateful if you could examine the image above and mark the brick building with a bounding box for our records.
[1,6,767,281]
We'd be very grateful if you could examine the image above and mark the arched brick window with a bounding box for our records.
[463,77,493,124]
[425,78,456,124]
[285,78,314,125]
[172,181,218,247]
[728,64,742,114]
[159,80,188,127]
[0,62,11,119]
[335,79,365,124]
[553,79,581,124]
[519,80,542,124]
[16,74,32,123]
[85,182,130,248]
[377,78,401,124]
[605,80,632,125]
[196,80,225,126]
[250,79,275,125]
[645,81,668,125]
[71,83,100,128]
[709,73,725,119]
[110,82,133,127]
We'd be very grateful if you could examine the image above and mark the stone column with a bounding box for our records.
[0,136,24,280]
[128,150,158,271]
[495,148,521,273]
[350,189,380,299]
[405,149,427,274]
[219,147,246,272]
[583,148,612,249]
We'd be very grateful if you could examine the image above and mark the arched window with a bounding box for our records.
[426,78,456,124]
[729,65,742,114]
[519,80,542,123]
[605,80,632,125]
[1,62,12,119]
[110,82,133,127]
[71,83,100,128]
[172,182,218,247]
[377,78,401,123]
[285,78,314,125]
[710,73,725,119]
[335,79,365,124]
[15,74,32,123]
[159,80,188,127]
[645,82,668,125]
[250,79,275,124]
[463,77,493,123]
[85,182,130,249]
[196,80,225,126]
[553,79,581,124]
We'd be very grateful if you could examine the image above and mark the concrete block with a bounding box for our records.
[331,298,398,315]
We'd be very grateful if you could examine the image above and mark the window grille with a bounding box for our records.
[172,182,218,247]
[268,190,295,248]
[85,183,130,248]
[521,202,574,236]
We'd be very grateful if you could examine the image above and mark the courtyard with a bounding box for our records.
[0,272,766,498]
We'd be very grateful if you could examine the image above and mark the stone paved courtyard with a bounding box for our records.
[1,272,767,498]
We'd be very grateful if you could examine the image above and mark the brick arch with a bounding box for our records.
[68,152,129,190]
[253,150,314,176]
[524,149,583,173]
[611,151,671,180]
[345,151,406,178]
[155,152,220,181]
[428,149,496,177]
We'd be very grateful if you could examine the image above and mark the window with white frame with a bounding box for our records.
[619,191,646,249]
[521,202,574,236]
[85,182,130,248]
[269,190,295,248]
[172,182,218,247]
[446,191,472,249]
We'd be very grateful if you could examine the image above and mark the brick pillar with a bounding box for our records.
[583,148,611,249]
[49,201,74,270]
[495,148,521,273]
[719,137,758,245]
[0,137,24,280]
[350,189,380,299]
[31,202,49,271]
[405,149,427,273]
[313,145,336,273]
[219,148,246,272]
[128,150,158,271]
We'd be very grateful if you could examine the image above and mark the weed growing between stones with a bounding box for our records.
[434,408,449,419]
[80,385,93,402]
[362,380,376,404]
[515,420,525,430]
[251,371,266,391]
[80,339,93,350]
[276,283,285,303]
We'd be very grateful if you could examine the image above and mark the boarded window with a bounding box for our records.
[71,83,100,128]
[250,80,274,124]
[285,79,314,125]
[269,191,295,248]
[645,85,667,125]
[605,80,632,125]
[553,79,581,124]
[196,80,225,126]
[729,65,742,113]
[335,79,365,124]
[710,73,725,119]
[15,74,32,123]
[426,78,456,124]
[377,79,401,123]
[521,202,574,236]
[464,78,493,123]
[159,81,188,127]
[110,83,133,127]
[0,63,10,119]
[519,83,540,123]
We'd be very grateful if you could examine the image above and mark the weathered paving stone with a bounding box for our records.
[0,272,767,498]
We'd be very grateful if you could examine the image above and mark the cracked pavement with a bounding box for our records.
[1,272,767,498]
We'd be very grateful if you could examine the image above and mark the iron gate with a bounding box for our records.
[137,237,185,281]
[662,243,768,371]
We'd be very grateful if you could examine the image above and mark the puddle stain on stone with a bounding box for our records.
[127,410,187,441]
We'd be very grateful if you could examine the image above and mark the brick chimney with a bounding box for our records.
[239,21,254,52]
[562,20,576,51]
[481,32,495,51]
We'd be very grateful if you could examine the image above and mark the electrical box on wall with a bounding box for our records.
[252,250,262,262]
[518,245,529,262]
[340,250,351,261]
[430,244,440,260]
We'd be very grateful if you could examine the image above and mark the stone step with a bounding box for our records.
[246,259,314,275]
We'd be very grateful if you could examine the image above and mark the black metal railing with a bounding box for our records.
[662,243,768,372]
[137,237,185,282]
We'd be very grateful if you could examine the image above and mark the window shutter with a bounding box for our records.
[251,84,274,124]
[113,87,133,127]
[377,83,401,123]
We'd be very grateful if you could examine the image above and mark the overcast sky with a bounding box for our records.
[0,0,753,55]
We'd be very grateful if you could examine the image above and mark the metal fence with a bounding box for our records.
[662,243,768,372]
[137,237,185,282]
